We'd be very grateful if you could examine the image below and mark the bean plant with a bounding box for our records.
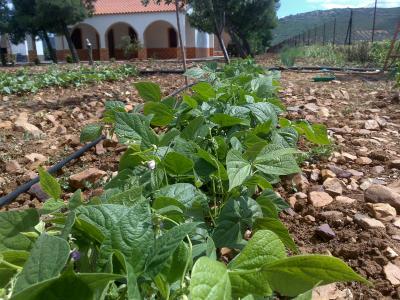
[0,64,137,95]
[0,60,369,300]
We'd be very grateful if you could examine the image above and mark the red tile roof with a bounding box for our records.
[94,0,176,15]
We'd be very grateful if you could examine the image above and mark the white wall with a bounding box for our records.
[80,24,100,49]
[145,21,173,48]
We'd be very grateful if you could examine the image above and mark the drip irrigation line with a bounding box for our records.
[0,81,199,208]
[268,66,383,74]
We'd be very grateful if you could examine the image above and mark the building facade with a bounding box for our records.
[55,0,217,61]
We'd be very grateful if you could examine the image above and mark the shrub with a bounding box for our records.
[119,36,142,60]
[280,47,302,67]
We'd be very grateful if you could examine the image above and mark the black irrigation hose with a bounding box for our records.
[0,136,106,208]
[268,66,383,74]
[0,80,198,208]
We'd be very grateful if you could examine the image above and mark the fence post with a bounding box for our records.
[323,23,326,45]
[372,0,378,42]
[333,18,336,46]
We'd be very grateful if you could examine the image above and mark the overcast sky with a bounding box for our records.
[278,0,400,17]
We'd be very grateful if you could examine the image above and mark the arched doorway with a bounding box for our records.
[71,24,100,60]
[144,21,178,59]
[105,23,138,60]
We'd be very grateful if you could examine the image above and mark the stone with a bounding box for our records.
[369,150,388,162]
[0,120,12,130]
[28,183,50,202]
[95,141,106,155]
[318,107,330,118]
[342,152,357,161]
[6,160,22,174]
[364,119,380,130]
[393,217,400,229]
[295,192,307,199]
[25,153,47,164]
[384,262,400,286]
[323,178,343,196]
[371,166,385,175]
[360,179,373,191]
[319,210,344,220]
[321,169,336,179]
[356,157,372,165]
[310,169,320,182]
[69,168,106,189]
[55,125,67,135]
[304,215,316,222]
[365,185,400,212]
[336,196,357,205]
[390,160,400,169]
[14,112,43,138]
[288,196,297,208]
[367,203,397,222]
[292,174,310,193]
[328,165,352,179]
[347,169,364,177]
[354,213,385,229]
[383,247,398,259]
[316,224,336,241]
[388,180,400,194]
[309,191,334,208]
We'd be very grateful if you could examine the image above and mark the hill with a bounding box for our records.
[272,7,400,46]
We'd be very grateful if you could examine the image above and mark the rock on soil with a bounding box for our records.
[367,203,397,222]
[322,178,343,196]
[354,213,386,229]
[14,112,43,138]
[315,224,336,241]
[309,191,334,208]
[384,263,400,286]
[69,168,106,189]
[365,185,400,212]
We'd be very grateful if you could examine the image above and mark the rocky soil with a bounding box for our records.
[1,59,400,299]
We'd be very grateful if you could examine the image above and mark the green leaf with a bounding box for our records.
[182,94,198,108]
[226,150,251,191]
[11,270,123,300]
[254,144,301,176]
[192,82,216,100]
[181,116,208,141]
[246,103,278,126]
[294,121,330,145]
[107,187,143,206]
[163,152,194,175]
[244,175,272,190]
[144,102,174,126]
[161,241,190,284]
[115,112,159,148]
[228,230,286,297]
[197,148,228,181]
[38,167,61,200]
[210,114,250,128]
[263,255,369,297]
[14,235,70,294]
[190,257,231,300]
[103,101,126,123]
[99,200,154,275]
[184,67,205,79]
[254,218,298,253]
[40,199,65,214]
[0,209,39,251]
[80,124,103,143]
[259,189,290,212]
[293,289,313,300]
[146,223,197,277]
[155,183,207,209]
[68,189,83,210]
[213,197,262,248]
[134,82,162,102]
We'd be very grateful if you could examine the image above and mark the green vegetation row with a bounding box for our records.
[280,41,398,68]
[0,64,137,95]
[0,60,368,300]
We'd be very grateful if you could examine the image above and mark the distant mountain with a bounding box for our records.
[272,7,400,46]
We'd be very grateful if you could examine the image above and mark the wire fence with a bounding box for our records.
[272,0,400,50]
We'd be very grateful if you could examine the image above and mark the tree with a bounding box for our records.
[35,0,96,63]
[0,0,10,66]
[8,0,58,63]
[225,0,280,57]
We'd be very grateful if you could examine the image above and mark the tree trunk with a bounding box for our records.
[174,0,188,84]
[228,30,246,58]
[41,30,57,63]
[208,0,230,64]
[236,31,253,58]
[62,23,79,63]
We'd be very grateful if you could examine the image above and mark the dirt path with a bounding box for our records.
[1,61,400,298]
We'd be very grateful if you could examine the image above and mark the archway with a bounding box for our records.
[105,22,138,60]
[144,21,178,59]
[71,23,100,60]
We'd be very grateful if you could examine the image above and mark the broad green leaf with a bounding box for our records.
[263,255,369,297]
[68,189,83,210]
[134,82,162,102]
[210,114,250,128]
[11,270,123,300]
[161,241,190,284]
[103,101,126,123]
[38,167,61,200]
[226,150,251,191]
[254,218,298,253]
[271,127,299,148]
[159,128,180,147]
[259,189,290,212]
[40,199,65,214]
[254,144,301,176]
[182,94,198,108]
[213,197,262,248]
[76,205,130,243]
[163,152,194,175]
[146,223,197,277]
[256,195,278,218]
[14,235,70,294]
[144,102,174,126]
[181,116,208,141]
[197,148,228,180]
[185,67,205,79]
[228,230,286,297]
[192,82,216,100]
[99,200,154,275]
[80,124,103,143]
[114,112,159,148]
[0,268,16,287]
[293,289,313,300]
[244,175,272,190]
[246,103,278,126]
[107,187,143,206]
[155,183,207,209]
[0,209,39,251]
[294,121,330,145]
[190,257,231,300]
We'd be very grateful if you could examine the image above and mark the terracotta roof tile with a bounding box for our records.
[94,0,176,15]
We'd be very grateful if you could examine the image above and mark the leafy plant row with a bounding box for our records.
[0,64,137,95]
[0,60,368,300]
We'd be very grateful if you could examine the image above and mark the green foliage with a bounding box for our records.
[280,47,303,67]
[0,64,137,95]
[38,167,61,200]
[119,36,142,60]
[0,60,367,299]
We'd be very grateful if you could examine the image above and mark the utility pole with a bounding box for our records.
[372,0,378,42]
[307,30,310,45]
[314,27,317,44]
[345,9,353,45]
[333,18,337,46]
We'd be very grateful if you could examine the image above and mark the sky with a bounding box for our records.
[278,0,400,17]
